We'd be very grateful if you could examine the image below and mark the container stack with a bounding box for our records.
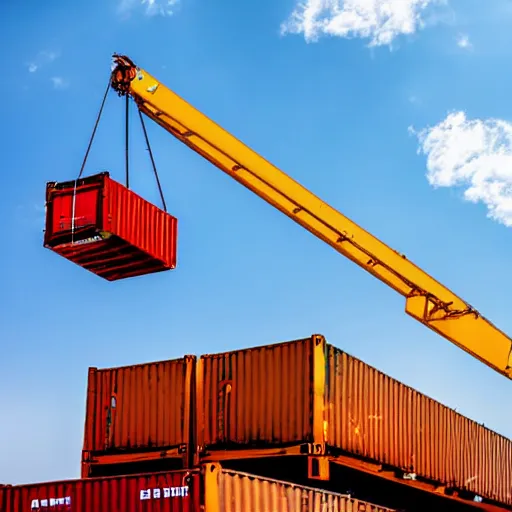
[2,335,511,512]
[0,464,398,512]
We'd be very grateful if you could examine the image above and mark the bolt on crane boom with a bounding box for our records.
[110,54,512,380]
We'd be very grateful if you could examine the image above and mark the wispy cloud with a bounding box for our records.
[280,0,446,47]
[118,0,179,17]
[26,50,59,74]
[14,202,46,230]
[456,33,472,49]
[51,76,69,90]
[410,111,512,227]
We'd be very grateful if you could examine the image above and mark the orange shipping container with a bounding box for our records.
[197,336,512,509]
[324,346,512,507]
[209,465,396,512]
[0,464,394,512]
[82,356,196,477]
[197,336,323,449]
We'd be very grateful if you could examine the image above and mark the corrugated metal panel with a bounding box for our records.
[198,337,319,450]
[0,470,199,512]
[106,176,177,273]
[454,414,512,504]
[212,467,395,512]
[0,467,396,512]
[197,336,512,507]
[325,344,512,507]
[83,356,195,454]
[44,172,177,281]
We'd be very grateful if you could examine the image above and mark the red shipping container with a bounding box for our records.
[0,470,198,512]
[43,172,177,281]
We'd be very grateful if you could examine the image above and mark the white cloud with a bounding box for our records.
[456,33,472,49]
[51,76,69,90]
[41,50,58,62]
[280,0,445,46]
[411,111,512,227]
[26,50,59,73]
[118,0,179,16]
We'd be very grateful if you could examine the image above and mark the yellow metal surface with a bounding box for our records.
[308,456,330,480]
[110,55,512,380]
[203,463,220,512]
[312,335,327,444]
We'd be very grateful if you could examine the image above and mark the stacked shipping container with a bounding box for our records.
[81,336,512,509]
[197,335,322,451]
[325,346,512,505]
[81,357,195,477]
[197,336,512,507]
[0,464,395,512]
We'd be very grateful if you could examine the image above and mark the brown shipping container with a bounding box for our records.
[209,465,396,512]
[197,336,512,508]
[325,345,512,507]
[197,336,325,449]
[82,356,195,476]
[0,465,394,512]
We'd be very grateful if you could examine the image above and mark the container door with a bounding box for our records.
[45,175,105,246]
[83,367,117,453]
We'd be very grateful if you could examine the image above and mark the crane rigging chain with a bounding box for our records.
[75,67,167,212]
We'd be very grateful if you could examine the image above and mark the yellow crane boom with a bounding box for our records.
[110,54,512,380]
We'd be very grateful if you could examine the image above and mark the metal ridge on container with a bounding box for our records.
[0,464,397,512]
[195,334,512,509]
[325,344,512,507]
[44,172,178,281]
[197,335,323,452]
[81,355,196,477]
[328,343,511,442]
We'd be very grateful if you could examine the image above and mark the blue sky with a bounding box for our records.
[1,0,512,485]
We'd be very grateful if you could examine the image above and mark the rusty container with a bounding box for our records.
[44,172,178,281]
[206,464,396,512]
[0,470,198,512]
[0,464,395,512]
[196,335,512,509]
[325,345,512,508]
[82,356,196,477]
[197,335,325,453]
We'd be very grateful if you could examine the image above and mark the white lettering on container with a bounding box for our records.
[31,497,71,510]
[139,486,189,500]
[73,235,103,246]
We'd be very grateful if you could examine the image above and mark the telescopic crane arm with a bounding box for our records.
[110,54,512,381]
